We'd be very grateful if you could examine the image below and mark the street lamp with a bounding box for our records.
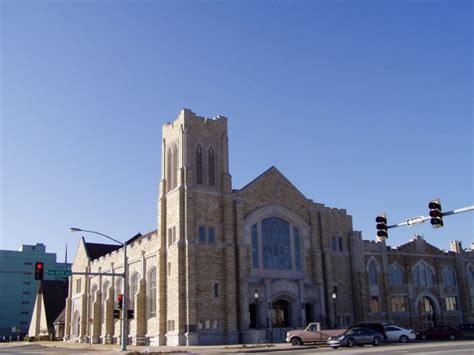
[332,286,337,329]
[254,289,260,330]
[70,227,128,351]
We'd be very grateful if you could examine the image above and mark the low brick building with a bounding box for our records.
[65,109,474,346]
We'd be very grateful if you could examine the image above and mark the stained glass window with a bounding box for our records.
[442,267,456,287]
[262,217,291,270]
[294,227,301,270]
[389,264,404,286]
[252,224,259,269]
[368,261,378,285]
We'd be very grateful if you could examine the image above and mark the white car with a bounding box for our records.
[384,325,416,343]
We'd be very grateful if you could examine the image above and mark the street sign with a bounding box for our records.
[47,269,72,276]
[406,216,425,226]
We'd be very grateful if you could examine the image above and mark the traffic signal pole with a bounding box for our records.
[386,204,474,230]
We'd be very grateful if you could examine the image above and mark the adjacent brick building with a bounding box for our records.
[65,109,474,346]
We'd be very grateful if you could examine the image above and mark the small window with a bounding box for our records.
[168,262,171,276]
[338,237,343,251]
[213,283,219,298]
[205,320,211,329]
[370,296,380,313]
[22,291,30,295]
[173,226,177,244]
[22,301,29,305]
[198,320,203,330]
[390,296,407,312]
[21,311,29,315]
[76,279,81,293]
[213,320,218,330]
[445,296,458,311]
[199,226,206,243]
[208,227,215,244]
[168,228,173,247]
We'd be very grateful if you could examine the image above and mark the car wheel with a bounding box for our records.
[399,335,409,343]
[421,334,427,340]
[358,344,365,347]
[331,346,339,349]
[373,336,381,346]
[291,337,302,346]
[449,334,455,340]
[347,338,355,348]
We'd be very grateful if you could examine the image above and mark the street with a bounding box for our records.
[0,340,473,354]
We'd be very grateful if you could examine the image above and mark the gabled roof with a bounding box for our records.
[238,166,307,199]
[53,308,65,325]
[39,280,69,328]
[84,241,121,261]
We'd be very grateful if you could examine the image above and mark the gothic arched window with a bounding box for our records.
[196,145,203,185]
[130,273,140,310]
[172,144,178,189]
[412,261,434,287]
[442,267,456,287]
[148,268,157,318]
[167,146,173,192]
[389,264,404,286]
[102,281,110,324]
[368,261,378,286]
[208,147,215,186]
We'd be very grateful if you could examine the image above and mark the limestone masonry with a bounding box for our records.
[65,109,474,346]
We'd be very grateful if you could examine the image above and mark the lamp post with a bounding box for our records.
[254,289,259,330]
[332,286,337,329]
[70,227,128,351]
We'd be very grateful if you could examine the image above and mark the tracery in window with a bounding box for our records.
[262,217,291,270]
[389,264,404,286]
[368,261,378,286]
[442,267,456,287]
[412,261,434,287]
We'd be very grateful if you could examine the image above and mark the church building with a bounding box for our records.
[65,109,474,346]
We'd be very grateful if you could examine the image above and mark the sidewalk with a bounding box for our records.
[0,341,310,354]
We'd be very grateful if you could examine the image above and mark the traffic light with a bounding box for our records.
[34,262,44,280]
[375,214,388,238]
[117,294,123,310]
[429,199,444,228]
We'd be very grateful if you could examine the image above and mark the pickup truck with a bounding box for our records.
[286,323,347,345]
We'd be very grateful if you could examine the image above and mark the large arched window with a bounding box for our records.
[412,261,434,287]
[130,273,140,310]
[196,145,203,185]
[262,217,291,270]
[389,264,404,286]
[172,144,178,189]
[442,267,456,287]
[368,261,378,286]
[167,146,173,192]
[167,144,178,191]
[208,147,215,186]
[148,268,156,318]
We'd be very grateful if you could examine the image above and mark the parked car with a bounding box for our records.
[350,322,387,341]
[458,324,474,337]
[286,323,346,345]
[417,325,464,340]
[327,327,384,349]
[384,325,416,343]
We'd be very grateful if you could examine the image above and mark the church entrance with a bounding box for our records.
[418,296,436,330]
[305,303,315,325]
[272,300,290,328]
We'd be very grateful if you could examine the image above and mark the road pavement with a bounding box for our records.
[0,339,473,354]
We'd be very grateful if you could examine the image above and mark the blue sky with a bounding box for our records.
[1,0,472,261]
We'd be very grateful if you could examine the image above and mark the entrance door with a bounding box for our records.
[272,300,290,328]
[248,303,257,329]
[418,296,436,329]
[305,303,314,325]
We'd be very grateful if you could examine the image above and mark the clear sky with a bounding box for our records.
[1,0,472,262]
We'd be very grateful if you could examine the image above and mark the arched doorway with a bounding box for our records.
[248,303,257,329]
[272,300,290,328]
[418,296,436,329]
[305,303,315,325]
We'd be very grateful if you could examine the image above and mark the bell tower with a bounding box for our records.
[157,109,238,345]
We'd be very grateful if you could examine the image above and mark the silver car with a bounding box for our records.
[327,327,384,349]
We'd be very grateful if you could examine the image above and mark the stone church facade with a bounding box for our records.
[65,109,474,346]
